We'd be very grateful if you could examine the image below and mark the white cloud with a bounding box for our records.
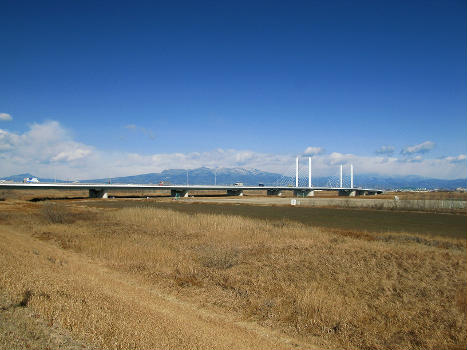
[408,155,423,163]
[124,124,155,140]
[0,121,94,178]
[443,154,467,163]
[326,152,350,165]
[52,149,92,162]
[375,145,394,155]
[0,121,465,180]
[0,113,12,121]
[401,141,435,155]
[304,146,325,156]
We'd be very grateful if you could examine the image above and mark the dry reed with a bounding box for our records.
[1,203,466,349]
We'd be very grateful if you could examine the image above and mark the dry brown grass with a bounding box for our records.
[373,191,467,201]
[40,202,74,224]
[1,201,466,349]
[0,290,88,350]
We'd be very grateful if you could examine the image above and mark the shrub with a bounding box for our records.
[41,202,73,224]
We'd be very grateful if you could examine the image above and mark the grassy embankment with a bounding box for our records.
[0,201,466,349]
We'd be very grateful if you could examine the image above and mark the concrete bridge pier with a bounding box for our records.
[338,189,357,197]
[361,190,376,196]
[267,189,283,196]
[171,189,189,198]
[227,189,244,196]
[89,189,108,198]
[354,190,378,196]
[293,189,314,197]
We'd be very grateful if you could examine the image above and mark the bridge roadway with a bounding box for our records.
[0,183,383,198]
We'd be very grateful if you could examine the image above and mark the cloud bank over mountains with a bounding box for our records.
[0,121,465,180]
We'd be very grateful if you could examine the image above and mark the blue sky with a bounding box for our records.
[1,0,466,179]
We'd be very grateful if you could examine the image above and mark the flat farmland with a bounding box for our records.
[87,199,467,239]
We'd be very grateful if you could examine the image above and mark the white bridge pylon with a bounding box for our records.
[295,156,313,188]
[295,156,354,189]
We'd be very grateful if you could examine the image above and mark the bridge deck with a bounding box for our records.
[0,183,383,194]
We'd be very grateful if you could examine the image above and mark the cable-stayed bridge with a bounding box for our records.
[0,182,382,198]
[0,157,383,198]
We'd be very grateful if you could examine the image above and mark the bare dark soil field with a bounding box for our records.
[87,199,467,239]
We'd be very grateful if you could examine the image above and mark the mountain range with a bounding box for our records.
[2,168,466,190]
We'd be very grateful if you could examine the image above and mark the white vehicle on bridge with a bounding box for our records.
[233,182,243,186]
[23,177,39,183]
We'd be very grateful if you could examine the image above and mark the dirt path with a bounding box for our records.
[0,225,320,349]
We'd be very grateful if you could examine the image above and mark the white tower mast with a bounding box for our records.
[308,157,312,188]
[350,164,354,188]
[295,156,299,187]
[340,164,343,188]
